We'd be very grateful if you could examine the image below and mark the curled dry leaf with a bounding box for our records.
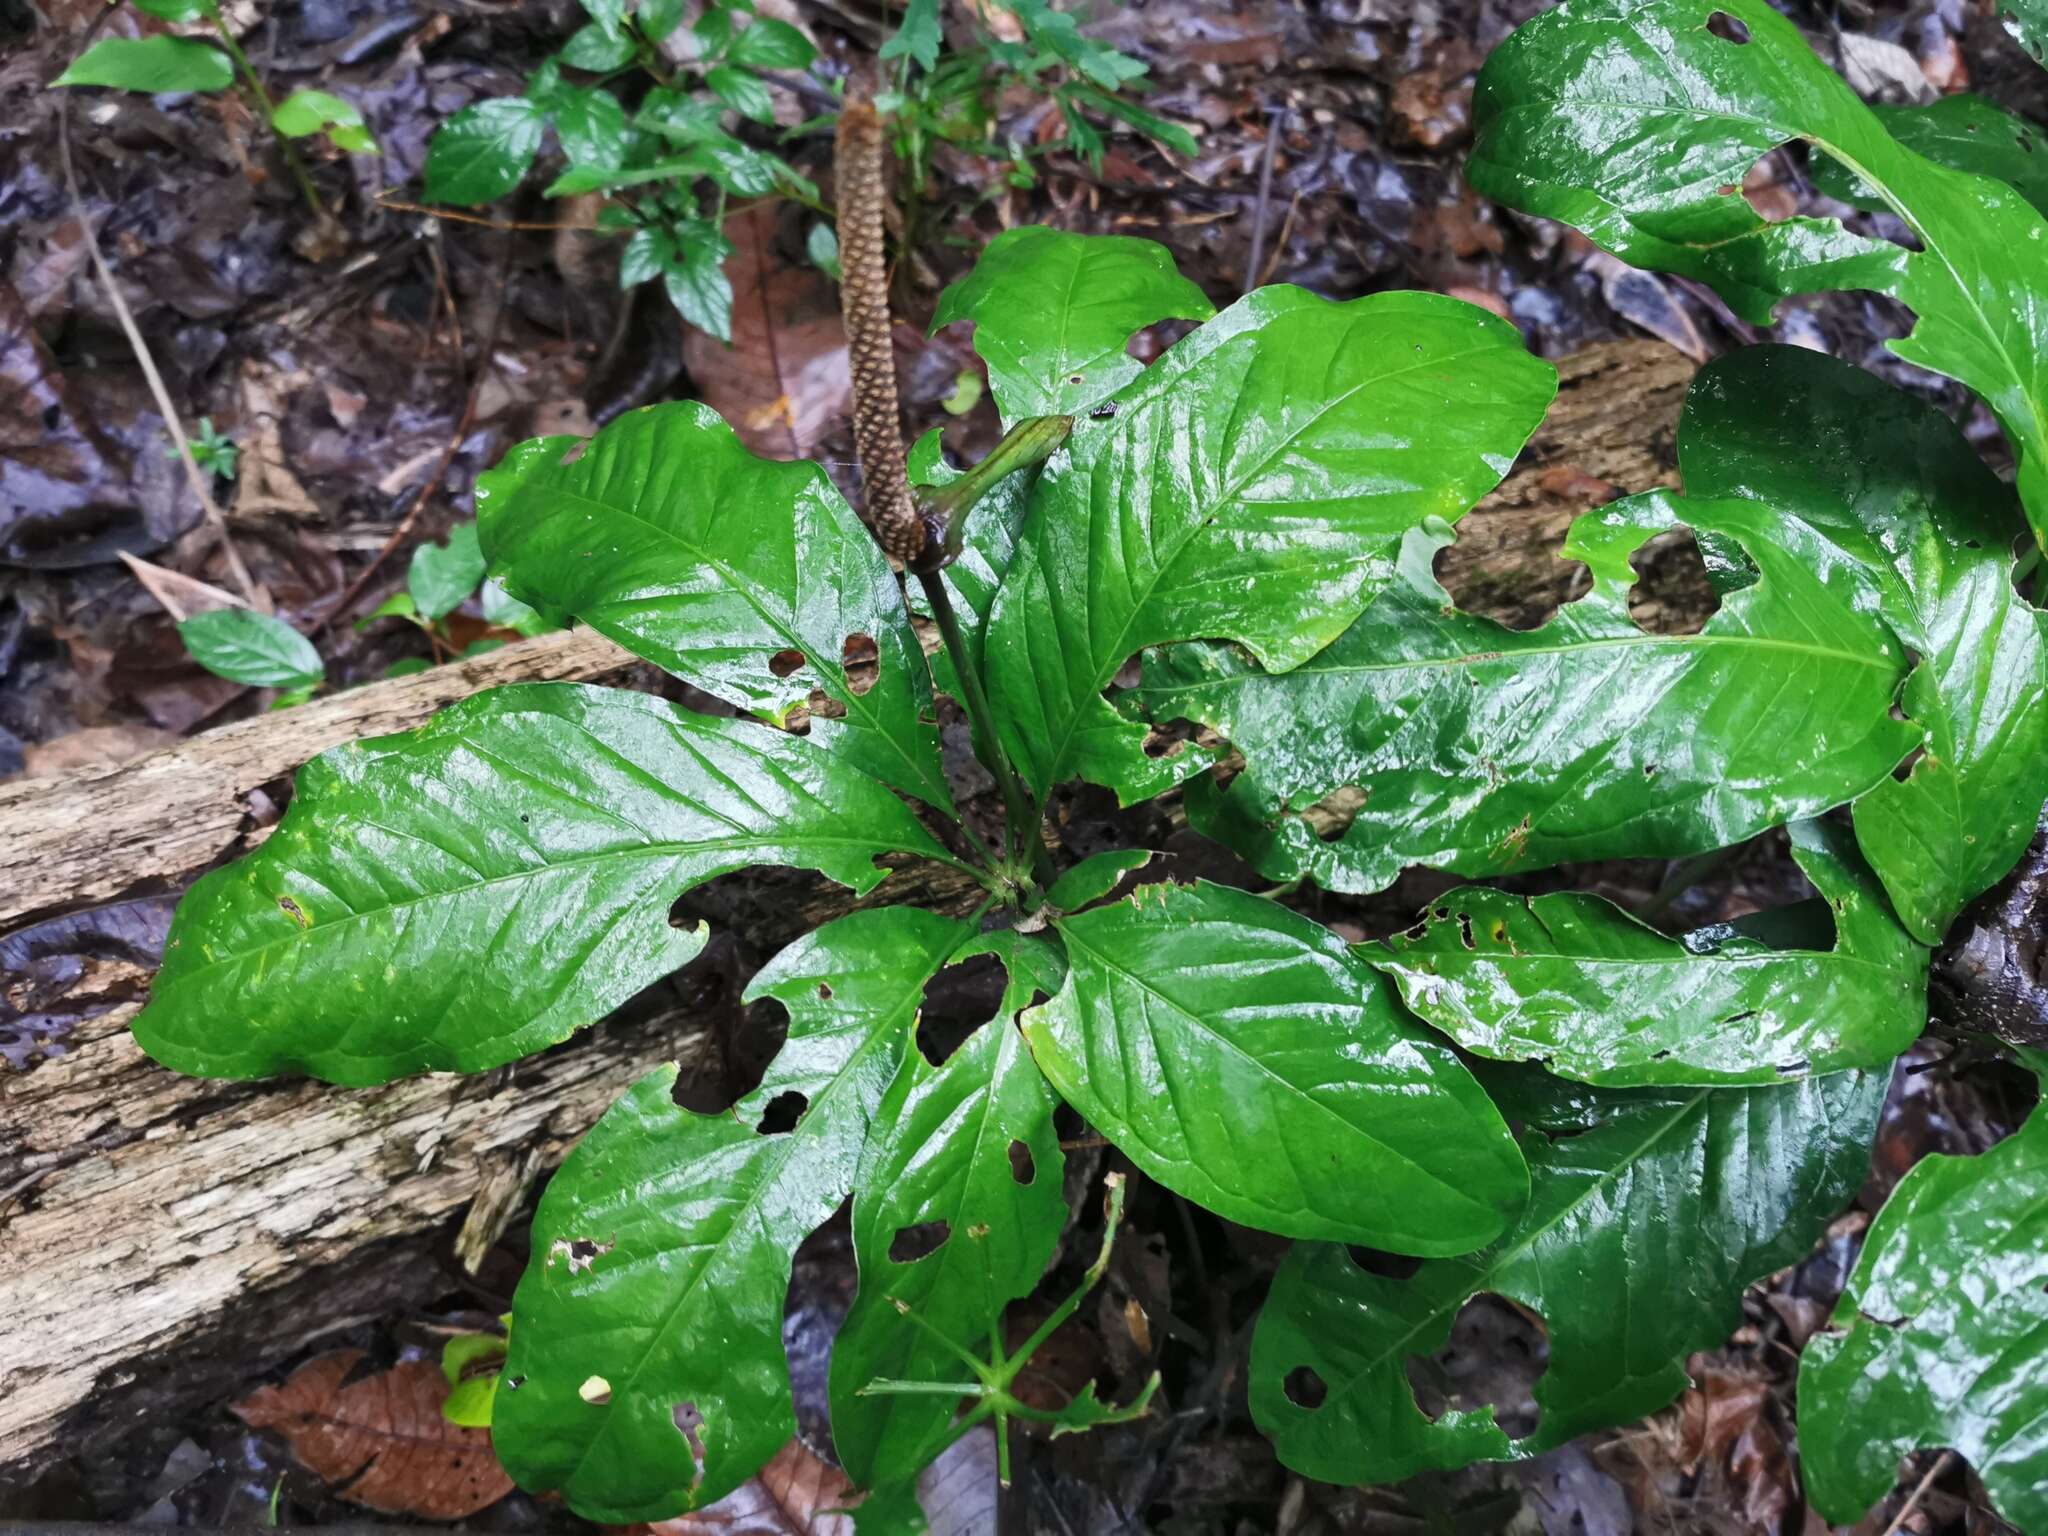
[647,1438,859,1535]
[232,1349,512,1519]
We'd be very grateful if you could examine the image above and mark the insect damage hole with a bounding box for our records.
[889,1219,951,1262]
[768,648,806,679]
[841,632,879,695]
[547,1235,615,1275]
[1706,10,1749,43]
[1008,1139,1036,1184]
[757,1090,808,1134]
[1407,1293,1548,1437]
[672,1401,708,1489]
[1283,1365,1328,1409]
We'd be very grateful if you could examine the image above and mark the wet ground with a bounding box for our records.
[4,0,2045,1528]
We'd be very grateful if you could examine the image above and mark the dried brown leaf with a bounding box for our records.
[648,1439,860,1535]
[233,1349,512,1519]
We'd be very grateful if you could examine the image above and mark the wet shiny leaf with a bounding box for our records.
[986,288,1556,805]
[1680,346,2048,943]
[1469,0,2048,549]
[1147,492,1914,893]
[1250,1066,1887,1483]
[1023,880,1527,1254]
[495,910,970,1522]
[931,227,1213,423]
[1799,1098,2048,1531]
[1372,820,1928,1086]
[1044,848,1153,912]
[425,98,545,205]
[477,403,950,810]
[1810,94,2048,220]
[132,684,956,1084]
[830,931,1068,1487]
[408,519,486,621]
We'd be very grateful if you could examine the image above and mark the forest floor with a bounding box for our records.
[3,0,2045,1529]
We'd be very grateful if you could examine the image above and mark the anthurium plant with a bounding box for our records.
[131,3,2048,1524]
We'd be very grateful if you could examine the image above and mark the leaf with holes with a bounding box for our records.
[1798,1097,2048,1532]
[494,909,971,1522]
[984,287,1556,805]
[132,685,959,1084]
[476,403,951,810]
[2001,0,2048,66]
[829,931,1068,1488]
[1143,491,1915,893]
[1468,0,2048,550]
[1022,880,1526,1254]
[1249,1064,1886,1483]
[1372,819,1928,1086]
[1809,94,2048,221]
[931,226,1214,424]
[1679,345,2048,943]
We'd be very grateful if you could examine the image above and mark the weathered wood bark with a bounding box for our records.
[0,340,1693,1489]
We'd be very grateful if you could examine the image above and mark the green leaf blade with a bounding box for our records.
[271,88,379,154]
[425,98,544,205]
[1371,820,1929,1086]
[54,35,232,93]
[132,684,957,1085]
[1025,880,1527,1254]
[931,227,1214,422]
[408,520,487,621]
[178,609,325,690]
[1799,1103,2048,1532]
[1147,490,1917,893]
[476,404,951,810]
[495,909,971,1522]
[1251,1065,1888,1484]
[986,287,1556,805]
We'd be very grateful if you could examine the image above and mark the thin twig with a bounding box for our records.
[372,193,599,231]
[55,13,262,609]
[1242,105,1282,297]
[1878,1451,1953,1536]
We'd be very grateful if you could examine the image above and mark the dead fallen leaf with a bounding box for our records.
[118,552,243,622]
[233,1349,512,1519]
[682,204,850,462]
[19,723,177,779]
[647,1439,860,1535]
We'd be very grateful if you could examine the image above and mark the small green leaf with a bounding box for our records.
[705,63,774,123]
[424,98,544,205]
[931,226,1213,423]
[1066,82,1199,158]
[551,85,629,172]
[441,1375,498,1427]
[54,36,233,93]
[880,0,940,71]
[985,286,1556,805]
[1800,1099,2048,1531]
[178,609,325,690]
[271,88,379,154]
[1251,1065,1888,1483]
[1006,0,1146,89]
[830,931,1068,1487]
[494,909,971,1521]
[131,685,958,1084]
[476,403,952,811]
[664,221,736,340]
[1679,345,2048,942]
[358,590,421,630]
[1468,0,2048,551]
[576,0,626,39]
[1145,491,1916,894]
[1043,849,1152,912]
[559,21,638,69]
[1372,820,1929,1086]
[480,578,552,637]
[407,521,486,621]
[1024,880,1527,1254]
[806,221,840,281]
[440,1330,506,1426]
[1811,94,2048,220]
[728,16,813,69]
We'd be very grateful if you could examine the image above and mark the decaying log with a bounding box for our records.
[0,339,1693,1489]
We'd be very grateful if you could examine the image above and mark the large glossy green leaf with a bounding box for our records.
[1371,820,1927,1086]
[984,288,1557,805]
[1679,346,2048,943]
[1800,1098,2048,1530]
[132,684,958,1085]
[1250,1065,1887,1483]
[1145,491,1916,894]
[931,226,1215,424]
[829,931,1069,1488]
[1468,0,2048,549]
[1022,880,1527,1254]
[494,909,970,1522]
[1810,94,2048,220]
[476,403,951,811]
